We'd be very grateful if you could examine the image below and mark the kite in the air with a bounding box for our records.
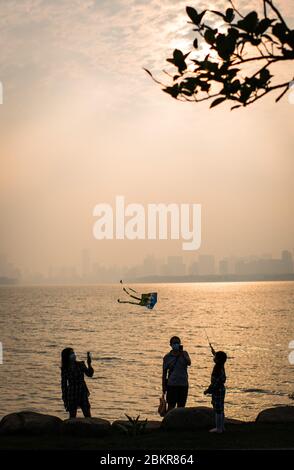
[117,280,157,309]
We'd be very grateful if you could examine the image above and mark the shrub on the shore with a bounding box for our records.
[113,415,148,436]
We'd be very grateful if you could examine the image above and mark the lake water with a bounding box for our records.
[0,282,294,422]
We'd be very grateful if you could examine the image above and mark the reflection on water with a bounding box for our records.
[0,282,293,421]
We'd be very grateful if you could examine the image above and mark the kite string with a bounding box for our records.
[120,279,139,294]
[203,327,215,356]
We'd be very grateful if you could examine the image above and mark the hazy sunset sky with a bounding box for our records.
[0,0,293,274]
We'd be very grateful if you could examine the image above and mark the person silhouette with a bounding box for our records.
[61,347,94,418]
[204,350,227,433]
[162,336,191,411]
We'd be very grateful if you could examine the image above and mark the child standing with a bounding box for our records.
[204,350,227,433]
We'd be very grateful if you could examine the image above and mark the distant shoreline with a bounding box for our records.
[1,274,294,286]
[0,277,18,285]
[130,274,294,284]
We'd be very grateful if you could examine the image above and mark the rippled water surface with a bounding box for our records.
[0,282,294,421]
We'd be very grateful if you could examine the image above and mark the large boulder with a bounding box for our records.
[62,417,111,437]
[112,419,161,434]
[161,407,215,430]
[0,411,62,435]
[256,406,294,423]
[225,417,246,425]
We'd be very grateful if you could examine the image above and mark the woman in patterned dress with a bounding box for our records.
[61,347,94,418]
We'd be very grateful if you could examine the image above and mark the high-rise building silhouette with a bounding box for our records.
[198,255,215,275]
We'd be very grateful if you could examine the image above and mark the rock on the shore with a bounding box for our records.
[225,417,245,425]
[112,419,161,434]
[62,417,111,437]
[0,411,62,435]
[161,407,215,430]
[256,406,294,423]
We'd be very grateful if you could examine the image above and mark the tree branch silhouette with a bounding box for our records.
[145,0,294,109]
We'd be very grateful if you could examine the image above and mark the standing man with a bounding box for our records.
[162,336,191,412]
